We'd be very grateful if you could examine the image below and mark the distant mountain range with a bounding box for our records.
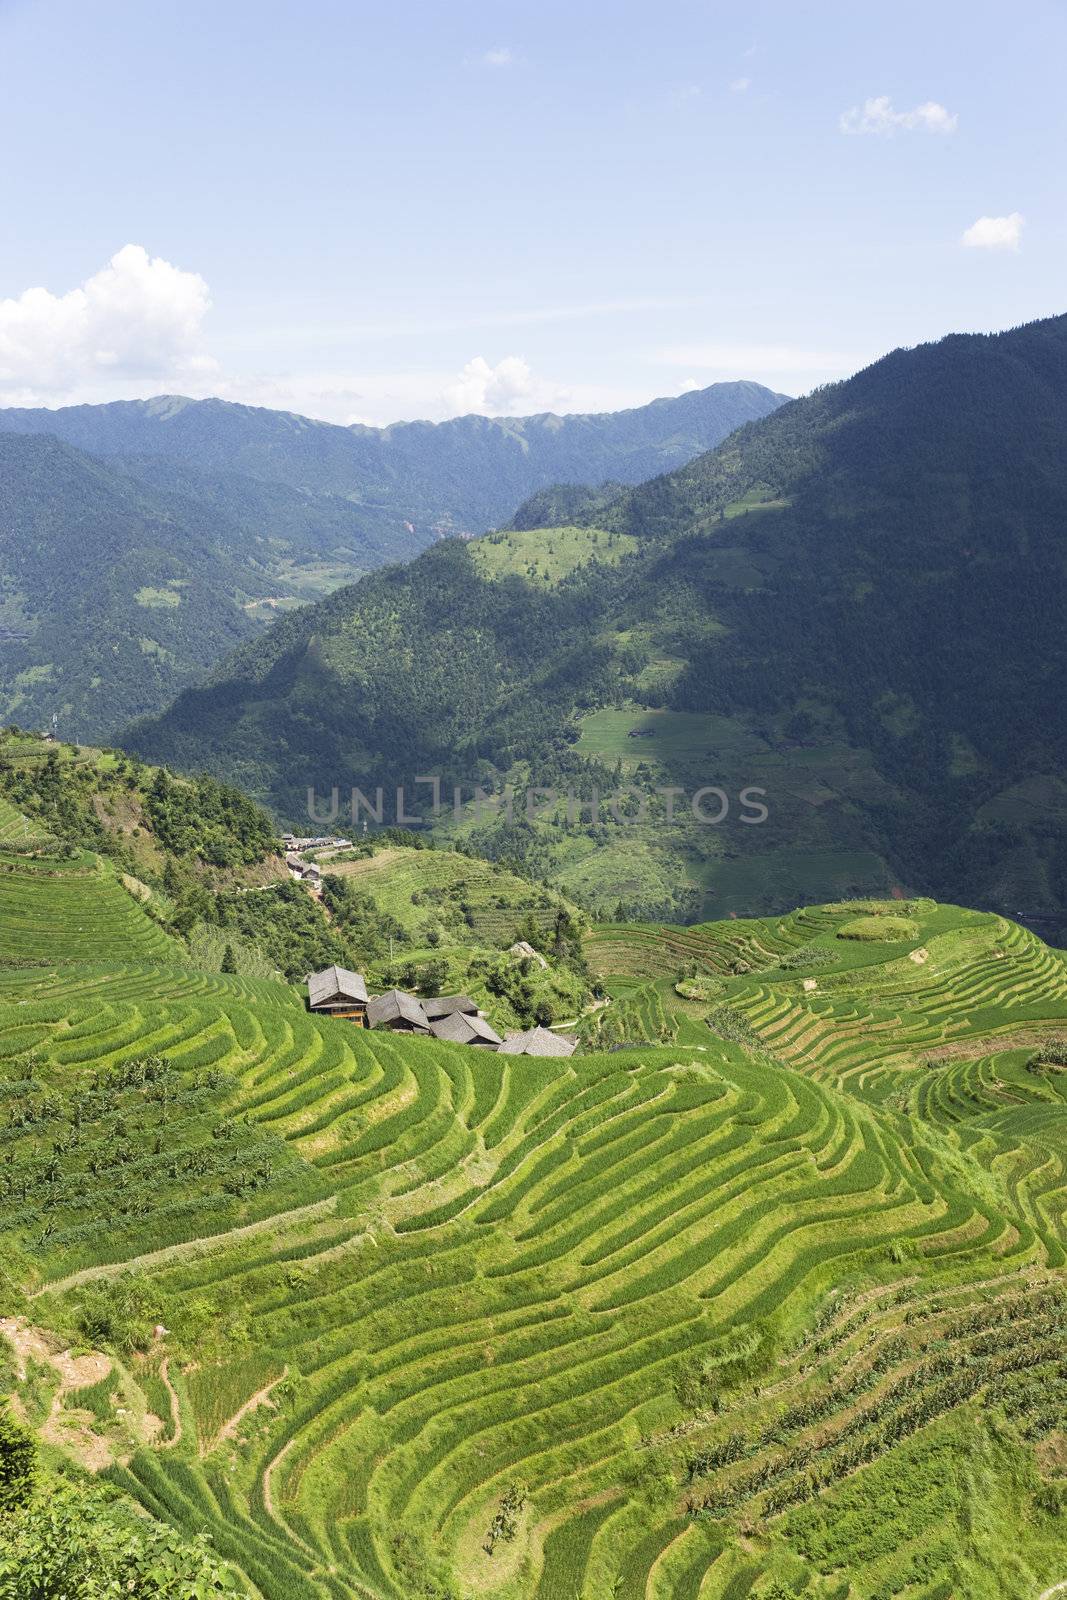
[126,315,1067,922]
[0,381,788,535]
[0,380,785,737]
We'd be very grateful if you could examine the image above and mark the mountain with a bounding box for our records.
[0,382,786,739]
[125,314,1067,924]
[0,378,787,559]
[0,433,275,737]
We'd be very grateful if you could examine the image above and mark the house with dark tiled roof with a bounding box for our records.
[428,1011,503,1048]
[367,990,431,1034]
[421,993,479,1022]
[498,1025,577,1057]
[306,966,369,1024]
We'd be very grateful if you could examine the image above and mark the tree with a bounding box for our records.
[0,1478,237,1596]
[0,1408,36,1516]
[417,959,449,998]
[220,943,237,974]
[512,910,542,950]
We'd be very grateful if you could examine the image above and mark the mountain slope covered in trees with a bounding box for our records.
[126,315,1067,922]
[0,435,272,737]
[0,383,786,740]
[0,379,786,566]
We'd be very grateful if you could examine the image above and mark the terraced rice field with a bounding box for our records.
[1,855,1064,1597]
[0,792,53,846]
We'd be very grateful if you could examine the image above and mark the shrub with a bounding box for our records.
[1027,1038,1067,1073]
[837,915,919,942]
[0,1478,237,1595]
[0,1407,36,1515]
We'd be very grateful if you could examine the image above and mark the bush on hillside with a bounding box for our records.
[837,915,920,943]
[1027,1039,1067,1074]
[0,1478,237,1595]
[0,1407,36,1514]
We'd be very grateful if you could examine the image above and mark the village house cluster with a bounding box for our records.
[306,966,577,1057]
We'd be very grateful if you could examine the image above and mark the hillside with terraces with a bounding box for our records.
[0,803,1064,1597]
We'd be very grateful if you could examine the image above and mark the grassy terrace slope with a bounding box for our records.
[0,837,1064,1597]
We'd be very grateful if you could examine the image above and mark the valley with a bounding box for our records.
[0,381,784,742]
[126,315,1067,926]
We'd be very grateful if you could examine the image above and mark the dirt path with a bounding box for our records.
[1038,1584,1067,1600]
[260,1435,320,1558]
[31,1196,338,1300]
[211,1365,288,1454]
[0,1316,115,1470]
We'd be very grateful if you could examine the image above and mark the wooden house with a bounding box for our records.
[498,1025,577,1057]
[306,966,369,1024]
[428,1011,503,1048]
[422,993,479,1022]
[367,990,431,1034]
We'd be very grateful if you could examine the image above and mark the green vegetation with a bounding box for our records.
[0,435,267,740]
[0,796,1063,1597]
[0,383,783,741]
[129,313,1067,925]
[837,913,920,942]
[1,1475,237,1595]
[468,525,638,585]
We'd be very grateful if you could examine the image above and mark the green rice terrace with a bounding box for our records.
[0,810,1065,1597]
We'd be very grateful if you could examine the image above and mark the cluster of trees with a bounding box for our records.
[1027,1038,1067,1073]
[0,1411,235,1595]
[145,769,275,866]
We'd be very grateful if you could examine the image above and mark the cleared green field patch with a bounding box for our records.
[135,584,183,609]
[0,791,52,845]
[722,485,790,519]
[320,845,562,946]
[837,913,920,942]
[0,850,178,965]
[469,525,637,586]
[575,707,764,772]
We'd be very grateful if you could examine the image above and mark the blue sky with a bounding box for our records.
[1,0,1064,423]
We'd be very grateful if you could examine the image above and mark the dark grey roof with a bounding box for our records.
[307,965,368,1008]
[497,1026,577,1057]
[429,1011,503,1046]
[367,990,430,1030]
[421,993,479,1021]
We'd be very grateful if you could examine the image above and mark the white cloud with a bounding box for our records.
[839,96,958,136]
[961,212,1024,251]
[440,355,568,418]
[729,77,751,93]
[478,46,515,68]
[0,244,215,402]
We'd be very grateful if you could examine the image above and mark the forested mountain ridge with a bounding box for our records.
[0,381,786,740]
[125,314,1067,923]
[0,378,787,552]
[0,434,271,737]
